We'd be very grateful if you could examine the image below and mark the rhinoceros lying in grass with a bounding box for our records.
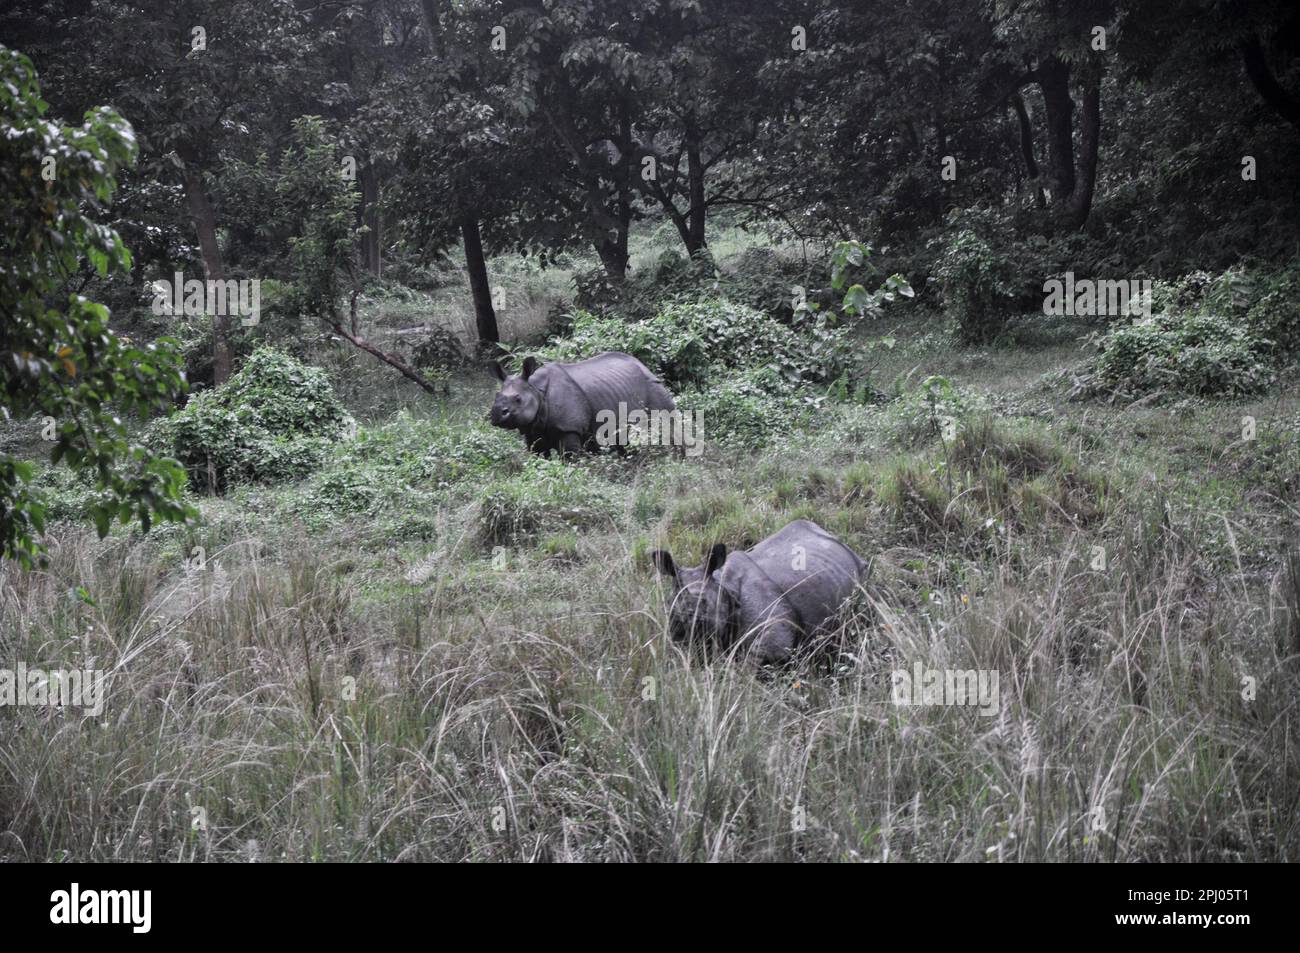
[489,352,677,457]
[652,519,867,664]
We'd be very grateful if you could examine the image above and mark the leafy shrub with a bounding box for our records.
[1245,264,1300,356]
[154,347,351,491]
[478,457,621,545]
[1148,270,1223,315]
[925,207,1093,343]
[931,229,1020,344]
[679,367,812,449]
[291,415,431,517]
[418,422,521,490]
[889,374,977,447]
[1084,265,1298,399]
[542,308,708,390]
[165,279,299,392]
[411,325,468,394]
[31,464,111,523]
[825,240,915,320]
[1091,312,1274,398]
[543,298,851,391]
[718,246,818,321]
[572,265,623,314]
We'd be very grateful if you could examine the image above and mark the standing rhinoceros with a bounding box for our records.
[651,519,867,664]
[489,352,677,457]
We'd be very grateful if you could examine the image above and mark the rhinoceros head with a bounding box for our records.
[652,543,735,646]
[489,356,543,431]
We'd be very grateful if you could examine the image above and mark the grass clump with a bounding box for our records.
[478,457,623,545]
[881,418,1109,546]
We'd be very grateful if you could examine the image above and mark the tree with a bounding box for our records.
[277,115,442,392]
[629,0,802,256]
[488,0,665,281]
[0,46,192,566]
[42,0,309,384]
[376,0,576,348]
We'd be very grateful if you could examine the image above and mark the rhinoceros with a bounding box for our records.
[651,519,867,664]
[489,351,677,457]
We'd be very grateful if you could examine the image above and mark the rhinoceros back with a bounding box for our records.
[742,520,865,635]
[539,351,674,438]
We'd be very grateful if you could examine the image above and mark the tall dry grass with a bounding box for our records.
[2,486,1295,860]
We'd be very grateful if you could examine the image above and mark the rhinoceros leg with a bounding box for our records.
[559,432,584,459]
[524,431,553,457]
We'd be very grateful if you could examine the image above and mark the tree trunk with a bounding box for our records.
[1240,33,1300,131]
[1068,66,1103,229]
[596,229,628,281]
[684,113,707,255]
[460,214,500,352]
[180,164,233,386]
[1036,56,1076,206]
[599,106,635,280]
[1010,91,1045,208]
[642,148,703,257]
[359,160,382,277]
[662,198,693,252]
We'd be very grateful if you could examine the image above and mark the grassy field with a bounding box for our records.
[2,238,1298,862]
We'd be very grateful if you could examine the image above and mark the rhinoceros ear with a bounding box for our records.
[705,542,728,576]
[490,361,507,382]
[651,549,678,582]
[521,356,540,380]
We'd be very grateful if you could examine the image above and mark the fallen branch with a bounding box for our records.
[325,319,440,394]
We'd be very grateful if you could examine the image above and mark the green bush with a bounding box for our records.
[291,415,433,518]
[924,207,1093,343]
[1085,266,1293,399]
[718,246,823,321]
[154,347,351,491]
[931,229,1019,344]
[679,367,812,449]
[1148,270,1223,315]
[277,415,518,539]
[1092,312,1274,398]
[543,298,851,391]
[1245,264,1300,356]
[571,265,624,314]
[543,308,710,390]
[888,374,978,447]
[31,464,112,523]
[166,279,298,392]
[420,425,520,490]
